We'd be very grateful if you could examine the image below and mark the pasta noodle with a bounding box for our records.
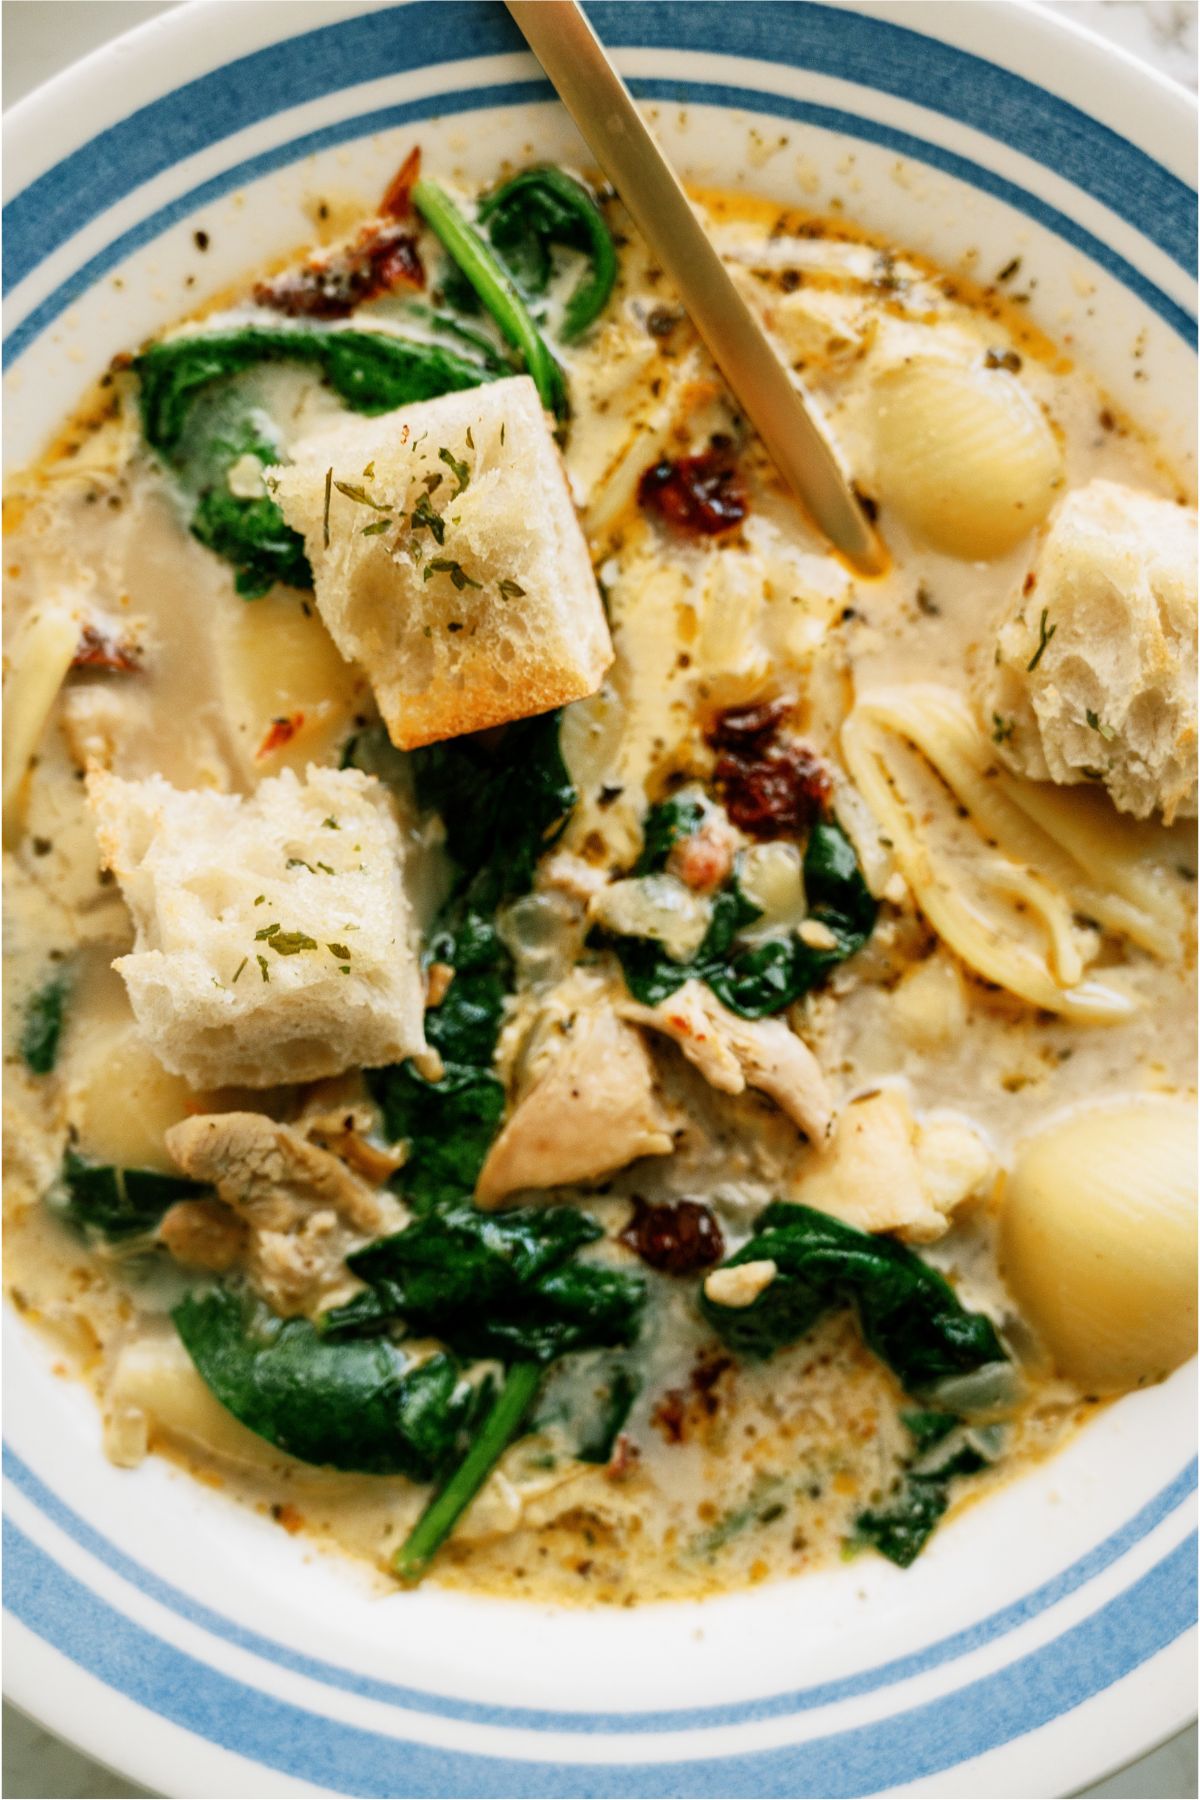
[841,685,1184,1019]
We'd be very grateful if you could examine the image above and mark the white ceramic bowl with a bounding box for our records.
[4,5,1196,1795]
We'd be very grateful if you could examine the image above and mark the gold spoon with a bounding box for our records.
[505,0,886,575]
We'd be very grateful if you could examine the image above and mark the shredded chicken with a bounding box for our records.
[295,1074,407,1184]
[164,1112,404,1315]
[791,1087,994,1242]
[476,1003,675,1209]
[619,979,833,1143]
[158,1198,247,1272]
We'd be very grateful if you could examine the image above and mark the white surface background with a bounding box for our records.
[2,1,1197,1796]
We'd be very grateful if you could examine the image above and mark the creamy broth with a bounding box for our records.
[4,170,1195,1606]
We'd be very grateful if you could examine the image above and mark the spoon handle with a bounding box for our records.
[505,0,884,573]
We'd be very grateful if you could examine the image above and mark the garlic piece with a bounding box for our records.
[705,1259,778,1308]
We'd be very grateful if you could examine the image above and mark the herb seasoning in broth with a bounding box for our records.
[4,153,1196,1606]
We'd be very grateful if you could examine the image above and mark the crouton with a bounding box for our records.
[983,480,1197,822]
[269,375,613,749]
[88,763,426,1088]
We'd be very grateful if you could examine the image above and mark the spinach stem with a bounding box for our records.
[393,1360,542,1583]
[412,177,566,419]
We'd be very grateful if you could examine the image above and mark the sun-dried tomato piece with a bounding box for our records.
[254,221,424,320]
[707,697,791,752]
[706,701,832,839]
[637,436,748,537]
[380,146,421,220]
[716,743,832,838]
[71,624,141,673]
[620,1197,725,1275]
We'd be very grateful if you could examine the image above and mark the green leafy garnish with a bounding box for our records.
[134,325,494,596]
[476,166,618,342]
[413,177,567,418]
[1086,708,1116,742]
[438,445,470,495]
[188,416,311,599]
[392,1362,541,1583]
[367,1060,506,1215]
[339,1204,646,1365]
[1026,607,1057,672]
[991,713,1014,744]
[634,796,705,876]
[604,820,876,1018]
[497,577,526,598]
[854,1411,994,1567]
[54,1149,209,1243]
[411,490,446,544]
[173,1286,473,1478]
[328,1205,645,1581]
[266,930,319,955]
[423,558,481,590]
[333,480,390,512]
[700,1202,1007,1392]
[20,969,70,1075]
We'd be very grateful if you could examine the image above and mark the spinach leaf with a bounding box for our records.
[422,903,509,1067]
[20,969,70,1075]
[700,1202,1006,1392]
[410,710,576,901]
[174,1286,471,1478]
[854,1411,991,1567]
[394,1360,541,1583]
[572,1365,639,1464]
[633,796,706,876]
[413,177,568,419]
[134,325,494,597]
[54,1149,209,1243]
[361,711,578,1214]
[343,1204,646,1365]
[136,327,494,456]
[476,167,617,342]
[186,415,311,599]
[326,1200,645,1581]
[366,1060,505,1216]
[605,820,876,1018]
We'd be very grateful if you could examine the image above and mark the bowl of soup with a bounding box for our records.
[4,3,1196,1795]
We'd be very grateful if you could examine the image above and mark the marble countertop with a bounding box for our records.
[3,3,1195,1796]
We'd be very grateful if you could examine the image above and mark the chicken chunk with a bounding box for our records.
[619,979,833,1144]
[475,1004,674,1209]
[791,1087,994,1242]
[983,480,1197,821]
[164,1112,403,1315]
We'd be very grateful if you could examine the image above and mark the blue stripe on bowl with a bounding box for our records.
[5,1446,1194,1733]
[7,1515,1196,1797]
[2,74,1195,373]
[3,1,1194,298]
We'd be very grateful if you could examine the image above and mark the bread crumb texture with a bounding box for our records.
[984,479,1197,822]
[87,763,427,1087]
[270,375,613,748]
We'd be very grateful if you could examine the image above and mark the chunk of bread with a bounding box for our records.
[88,764,426,1088]
[982,480,1197,821]
[269,375,613,749]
